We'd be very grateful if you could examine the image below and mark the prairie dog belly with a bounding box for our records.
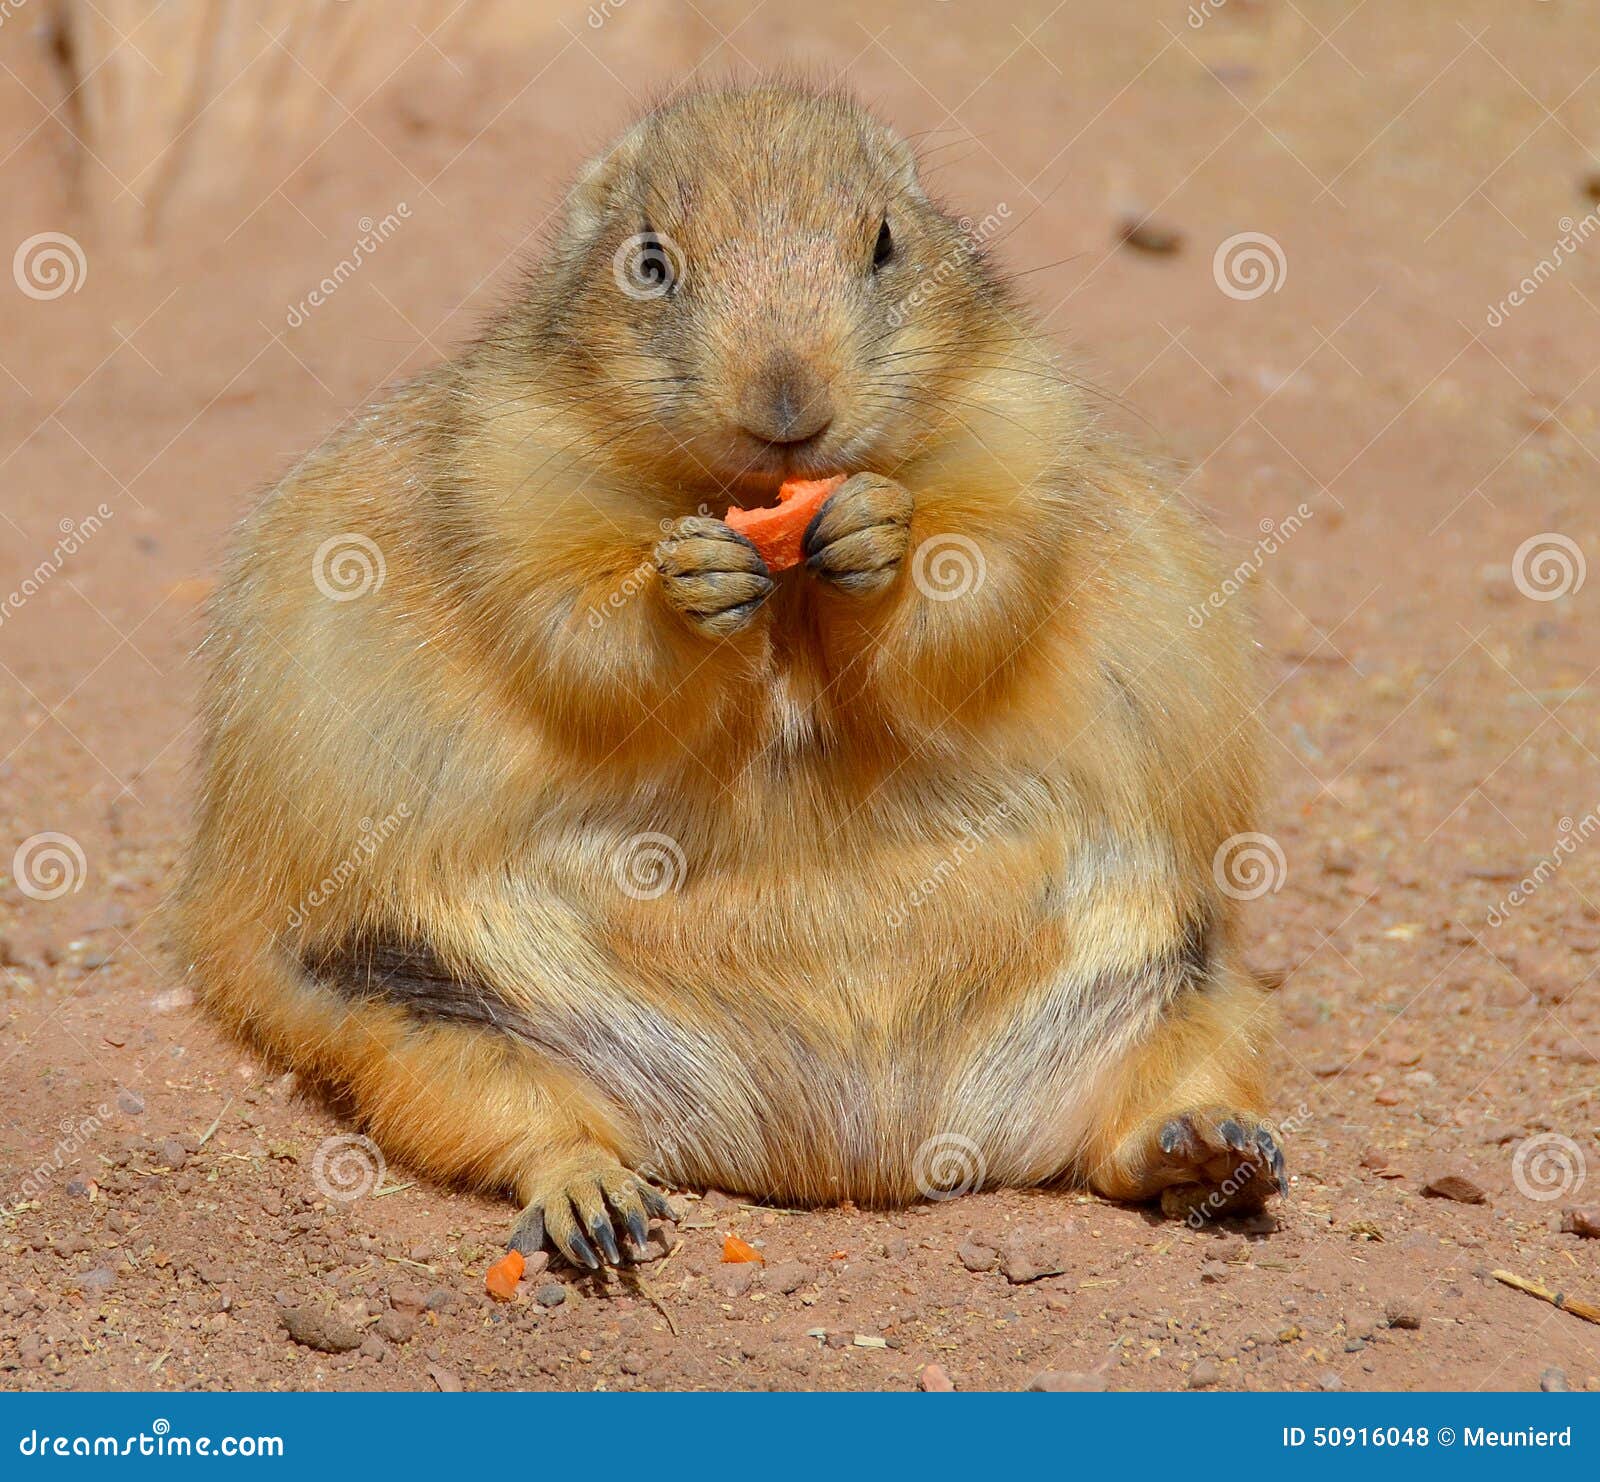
[317,819,1204,1205]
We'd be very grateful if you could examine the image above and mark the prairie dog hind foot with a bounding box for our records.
[1109,1105,1287,1223]
[510,1153,678,1270]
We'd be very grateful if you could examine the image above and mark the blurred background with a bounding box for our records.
[1,0,1597,1392]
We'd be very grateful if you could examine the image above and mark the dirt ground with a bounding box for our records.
[2,0,1599,1393]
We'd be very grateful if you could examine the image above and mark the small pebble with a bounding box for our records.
[1423,1171,1487,1204]
[711,1263,757,1299]
[1560,1207,1599,1238]
[375,1310,416,1344]
[387,1283,426,1314]
[1380,1041,1422,1067]
[1117,213,1183,254]
[998,1225,1073,1284]
[1385,1299,1422,1331]
[279,1304,363,1353]
[629,1233,671,1264]
[764,1259,809,1295]
[958,1237,997,1273]
[534,1283,566,1308]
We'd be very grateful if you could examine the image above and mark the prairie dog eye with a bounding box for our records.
[636,230,674,290]
[872,217,894,271]
[616,224,678,299]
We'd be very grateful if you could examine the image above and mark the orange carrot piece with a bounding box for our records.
[485,1248,525,1301]
[725,474,846,573]
[721,1234,765,1264]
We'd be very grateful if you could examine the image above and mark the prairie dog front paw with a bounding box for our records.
[654,516,774,638]
[802,473,913,597]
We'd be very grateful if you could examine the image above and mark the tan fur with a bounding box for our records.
[176,82,1274,1234]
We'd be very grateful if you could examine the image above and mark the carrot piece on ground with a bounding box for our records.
[721,1234,765,1264]
[725,474,846,573]
[485,1249,525,1300]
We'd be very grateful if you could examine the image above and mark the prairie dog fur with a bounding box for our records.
[178,82,1281,1268]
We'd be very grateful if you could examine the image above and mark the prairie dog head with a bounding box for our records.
[528,83,1011,500]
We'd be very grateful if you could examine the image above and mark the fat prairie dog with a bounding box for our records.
[178,82,1282,1270]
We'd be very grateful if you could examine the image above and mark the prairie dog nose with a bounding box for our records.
[738,349,834,444]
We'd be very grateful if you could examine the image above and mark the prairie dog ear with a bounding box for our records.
[881,129,928,203]
[560,121,648,247]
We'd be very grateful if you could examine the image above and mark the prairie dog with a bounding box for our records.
[178,82,1281,1269]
